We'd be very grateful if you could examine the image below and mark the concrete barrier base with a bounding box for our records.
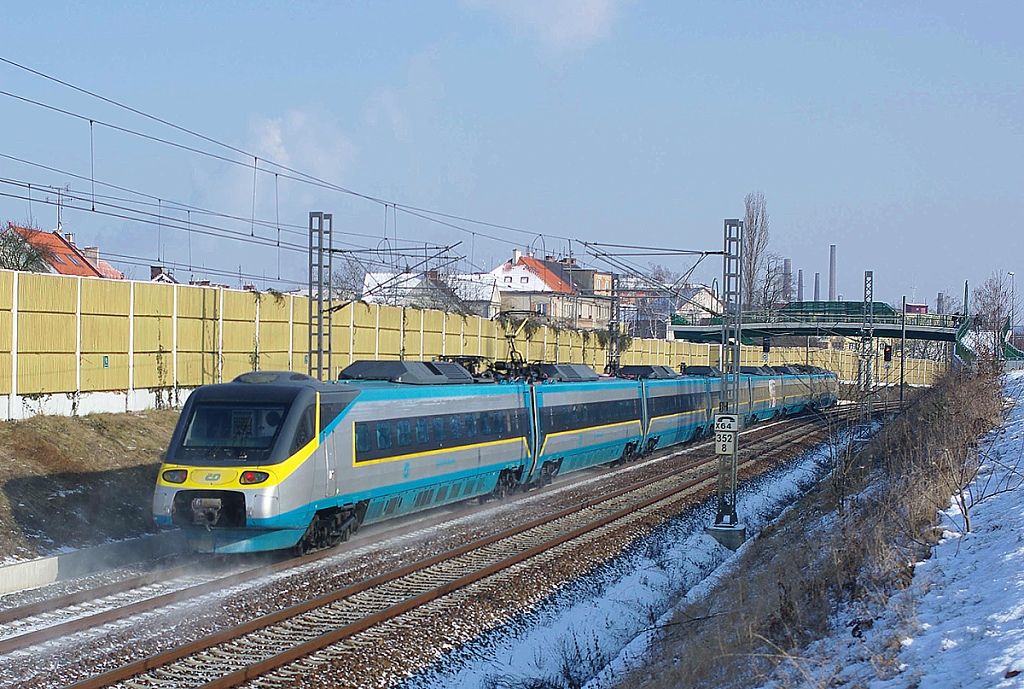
[706,523,747,550]
[0,530,187,596]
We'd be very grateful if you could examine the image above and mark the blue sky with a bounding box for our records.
[1,1,1020,305]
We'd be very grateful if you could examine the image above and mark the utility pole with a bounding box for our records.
[707,218,746,550]
[607,273,621,373]
[1010,271,1015,350]
[857,270,874,431]
[900,295,907,407]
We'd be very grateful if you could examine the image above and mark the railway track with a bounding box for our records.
[0,408,834,641]
[0,404,886,689]
[35,404,876,689]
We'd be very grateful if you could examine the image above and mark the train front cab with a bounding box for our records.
[153,374,351,553]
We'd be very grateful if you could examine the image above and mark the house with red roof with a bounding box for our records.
[4,224,124,279]
[489,249,613,329]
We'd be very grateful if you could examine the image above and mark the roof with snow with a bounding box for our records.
[489,255,574,294]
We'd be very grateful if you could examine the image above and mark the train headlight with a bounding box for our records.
[162,469,188,484]
[240,470,270,485]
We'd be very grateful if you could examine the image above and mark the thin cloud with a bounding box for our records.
[465,0,625,51]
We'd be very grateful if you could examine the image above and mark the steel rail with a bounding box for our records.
[202,412,850,689]
[65,404,874,689]
[0,405,853,643]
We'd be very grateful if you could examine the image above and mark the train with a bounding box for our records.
[152,360,839,554]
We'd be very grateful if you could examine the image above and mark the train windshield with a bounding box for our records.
[178,401,290,462]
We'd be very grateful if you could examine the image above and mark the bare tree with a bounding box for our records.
[759,254,787,311]
[742,192,770,310]
[331,255,369,301]
[972,272,1012,370]
[0,223,51,272]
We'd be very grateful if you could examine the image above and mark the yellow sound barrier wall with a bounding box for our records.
[0,269,947,410]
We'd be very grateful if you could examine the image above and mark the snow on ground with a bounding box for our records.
[406,429,863,689]
[749,371,1024,689]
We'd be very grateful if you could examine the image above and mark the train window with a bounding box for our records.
[396,420,412,447]
[376,423,393,450]
[415,419,429,444]
[320,402,349,433]
[292,405,315,452]
[449,416,464,439]
[432,417,446,443]
[465,413,478,437]
[355,424,371,453]
[481,412,493,435]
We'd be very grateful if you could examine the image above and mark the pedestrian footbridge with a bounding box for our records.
[669,301,962,343]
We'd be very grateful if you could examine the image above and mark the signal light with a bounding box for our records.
[240,471,270,485]
[883,344,893,362]
[162,469,188,484]
[762,337,771,353]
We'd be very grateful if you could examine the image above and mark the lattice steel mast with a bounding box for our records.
[716,218,743,528]
[308,211,334,381]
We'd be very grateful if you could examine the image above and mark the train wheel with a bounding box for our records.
[293,515,320,556]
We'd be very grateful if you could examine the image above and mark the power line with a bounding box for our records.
[0,185,441,283]
[0,57,572,245]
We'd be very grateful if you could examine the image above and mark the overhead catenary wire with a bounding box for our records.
[1,185,438,284]
[0,56,573,246]
[0,56,735,299]
[0,88,551,246]
[0,152,426,243]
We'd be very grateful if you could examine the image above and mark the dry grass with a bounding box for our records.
[0,409,180,559]
[621,370,1003,689]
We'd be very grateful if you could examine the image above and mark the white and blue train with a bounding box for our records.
[153,360,838,554]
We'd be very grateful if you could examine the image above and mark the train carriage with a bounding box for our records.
[529,371,644,481]
[641,375,712,452]
[341,366,531,524]
[153,359,840,554]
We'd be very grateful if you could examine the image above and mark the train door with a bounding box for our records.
[639,379,651,443]
[318,393,343,497]
[524,383,541,483]
[704,378,713,426]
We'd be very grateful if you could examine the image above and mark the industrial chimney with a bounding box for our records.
[797,269,804,301]
[828,244,837,301]
[937,292,946,315]
[783,258,793,302]
[814,272,821,301]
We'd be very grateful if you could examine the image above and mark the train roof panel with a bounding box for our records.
[339,359,475,385]
[617,365,679,379]
[683,365,722,377]
[536,363,600,382]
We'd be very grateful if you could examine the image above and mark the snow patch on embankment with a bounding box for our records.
[748,371,1024,689]
[407,429,863,689]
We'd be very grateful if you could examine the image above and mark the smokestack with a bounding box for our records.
[797,269,804,301]
[828,244,837,301]
[782,258,793,302]
[814,272,821,301]
[511,248,522,264]
[937,292,945,314]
